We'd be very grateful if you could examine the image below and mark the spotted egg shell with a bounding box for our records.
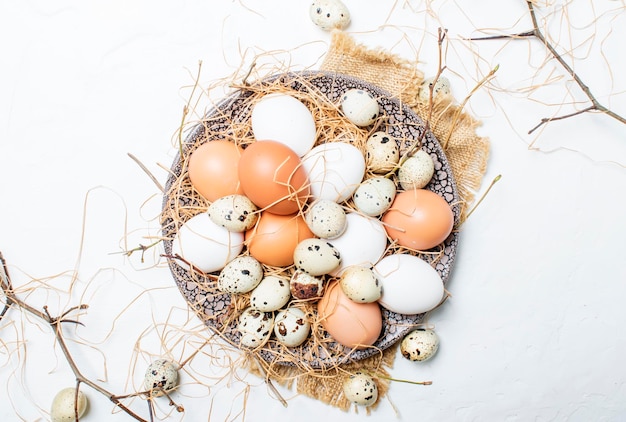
[398,149,435,190]
[217,255,263,294]
[294,238,341,276]
[290,269,324,300]
[419,76,451,102]
[250,275,291,312]
[309,0,350,31]
[305,199,347,239]
[353,177,397,217]
[365,131,400,174]
[50,388,88,422]
[343,372,378,407]
[143,359,179,396]
[274,307,311,347]
[207,194,258,232]
[340,89,379,127]
[339,266,381,303]
[237,307,274,348]
[400,328,440,361]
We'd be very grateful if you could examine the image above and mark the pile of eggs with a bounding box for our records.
[169,81,455,359]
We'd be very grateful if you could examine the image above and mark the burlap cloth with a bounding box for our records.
[248,31,490,411]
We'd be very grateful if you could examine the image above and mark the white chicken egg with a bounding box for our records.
[50,388,88,422]
[251,93,317,156]
[400,328,440,361]
[365,131,400,174]
[343,372,378,407]
[398,149,435,190]
[237,307,275,348]
[171,213,244,273]
[217,255,263,294]
[293,238,341,276]
[340,88,380,127]
[353,177,396,217]
[274,307,311,347]
[339,266,381,303]
[302,142,366,203]
[329,212,388,275]
[374,254,444,315]
[250,275,291,312]
[207,194,258,232]
[309,0,350,31]
[143,359,179,396]
[305,199,347,239]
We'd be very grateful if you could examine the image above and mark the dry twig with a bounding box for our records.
[0,251,180,422]
[466,1,626,134]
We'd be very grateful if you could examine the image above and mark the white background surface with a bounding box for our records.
[1,1,625,421]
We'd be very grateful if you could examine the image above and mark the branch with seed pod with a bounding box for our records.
[465,0,626,134]
[0,251,203,421]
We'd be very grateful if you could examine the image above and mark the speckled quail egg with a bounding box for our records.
[207,194,258,232]
[237,307,274,348]
[339,266,381,303]
[343,372,378,407]
[290,269,324,300]
[50,388,88,422]
[305,199,347,239]
[341,89,379,127]
[365,131,400,174]
[418,76,451,102]
[217,255,264,294]
[250,275,291,312]
[353,177,396,217]
[274,307,311,347]
[143,359,179,396]
[400,328,439,361]
[309,0,350,31]
[398,149,435,190]
[294,238,341,276]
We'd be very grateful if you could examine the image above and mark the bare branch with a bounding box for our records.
[0,251,150,421]
[528,106,596,134]
[466,1,626,132]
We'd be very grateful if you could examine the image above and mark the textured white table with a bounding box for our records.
[1,1,625,421]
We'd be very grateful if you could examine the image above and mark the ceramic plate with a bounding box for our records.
[162,71,460,369]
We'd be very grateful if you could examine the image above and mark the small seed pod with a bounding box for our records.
[144,359,179,396]
[343,371,378,407]
[400,328,439,361]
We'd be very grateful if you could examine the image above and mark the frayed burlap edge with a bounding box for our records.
[248,343,398,413]
[247,30,490,411]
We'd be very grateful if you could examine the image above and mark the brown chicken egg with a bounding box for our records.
[188,140,244,202]
[238,140,310,215]
[382,188,454,251]
[317,281,382,349]
[245,211,314,267]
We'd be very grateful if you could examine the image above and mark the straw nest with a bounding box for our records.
[159,70,459,383]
